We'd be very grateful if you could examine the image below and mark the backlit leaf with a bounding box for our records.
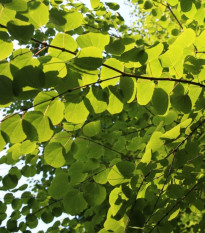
[100,58,123,88]
[83,120,101,137]
[44,142,65,168]
[7,20,34,43]
[63,190,87,215]
[22,111,53,142]
[152,88,169,115]
[136,80,155,105]
[77,33,110,51]
[1,114,26,143]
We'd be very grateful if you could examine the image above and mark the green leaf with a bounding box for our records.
[105,38,125,55]
[107,87,123,114]
[0,132,6,151]
[126,137,145,152]
[171,95,192,114]
[107,165,129,186]
[168,208,180,221]
[43,57,67,78]
[83,120,101,137]
[152,88,169,115]
[161,125,180,139]
[20,0,49,29]
[160,48,183,67]
[1,114,26,143]
[77,33,110,51]
[34,91,65,125]
[50,9,83,32]
[120,77,136,103]
[146,43,164,61]
[83,183,106,206]
[144,1,153,9]
[2,0,27,11]
[0,4,16,25]
[65,100,89,124]
[105,2,120,10]
[13,66,45,98]
[121,48,148,64]
[146,59,163,77]
[90,0,101,9]
[146,131,164,152]
[136,80,155,105]
[44,142,65,168]
[51,131,73,153]
[7,20,34,43]
[21,165,36,177]
[48,33,77,61]
[171,28,195,48]
[100,58,124,88]
[93,165,110,184]
[7,219,18,232]
[41,211,54,224]
[63,190,87,215]
[2,174,18,190]
[116,161,135,178]
[86,86,108,114]
[73,138,104,160]
[0,75,14,105]
[22,111,53,142]
[48,173,71,199]
[180,0,192,12]
[74,47,103,70]
[195,30,205,51]
[0,30,13,60]
[166,184,184,198]
[141,149,151,164]
[166,0,178,6]
[7,143,22,160]
[21,140,36,155]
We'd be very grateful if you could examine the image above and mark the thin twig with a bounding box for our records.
[148,178,204,233]
[166,4,183,30]
[145,152,176,224]
[165,119,205,159]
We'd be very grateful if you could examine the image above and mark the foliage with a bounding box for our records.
[0,0,205,232]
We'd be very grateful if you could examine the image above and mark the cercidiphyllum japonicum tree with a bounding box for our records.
[0,0,205,232]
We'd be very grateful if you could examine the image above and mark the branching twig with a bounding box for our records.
[148,178,204,233]
[165,119,205,159]
[144,119,205,225]
[145,152,176,224]
[166,4,183,30]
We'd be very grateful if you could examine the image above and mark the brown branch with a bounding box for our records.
[125,170,154,233]
[102,64,205,88]
[145,152,176,225]
[166,4,183,30]
[79,136,126,157]
[148,178,204,233]
[122,125,152,136]
[165,119,205,159]
[145,118,205,225]
[1,23,204,88]
[31,38,76,55]
[0,75,121,123]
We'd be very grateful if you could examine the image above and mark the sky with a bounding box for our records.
[0,0,134,232]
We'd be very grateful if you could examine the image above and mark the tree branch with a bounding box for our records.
[148,178,204,233]
[1,23,204,89]
[166,4,183,30]
[144,118,205,225]
[165,119,205,159]
[145,152,176,225]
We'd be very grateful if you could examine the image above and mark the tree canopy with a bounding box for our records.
[0,0,205,232]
